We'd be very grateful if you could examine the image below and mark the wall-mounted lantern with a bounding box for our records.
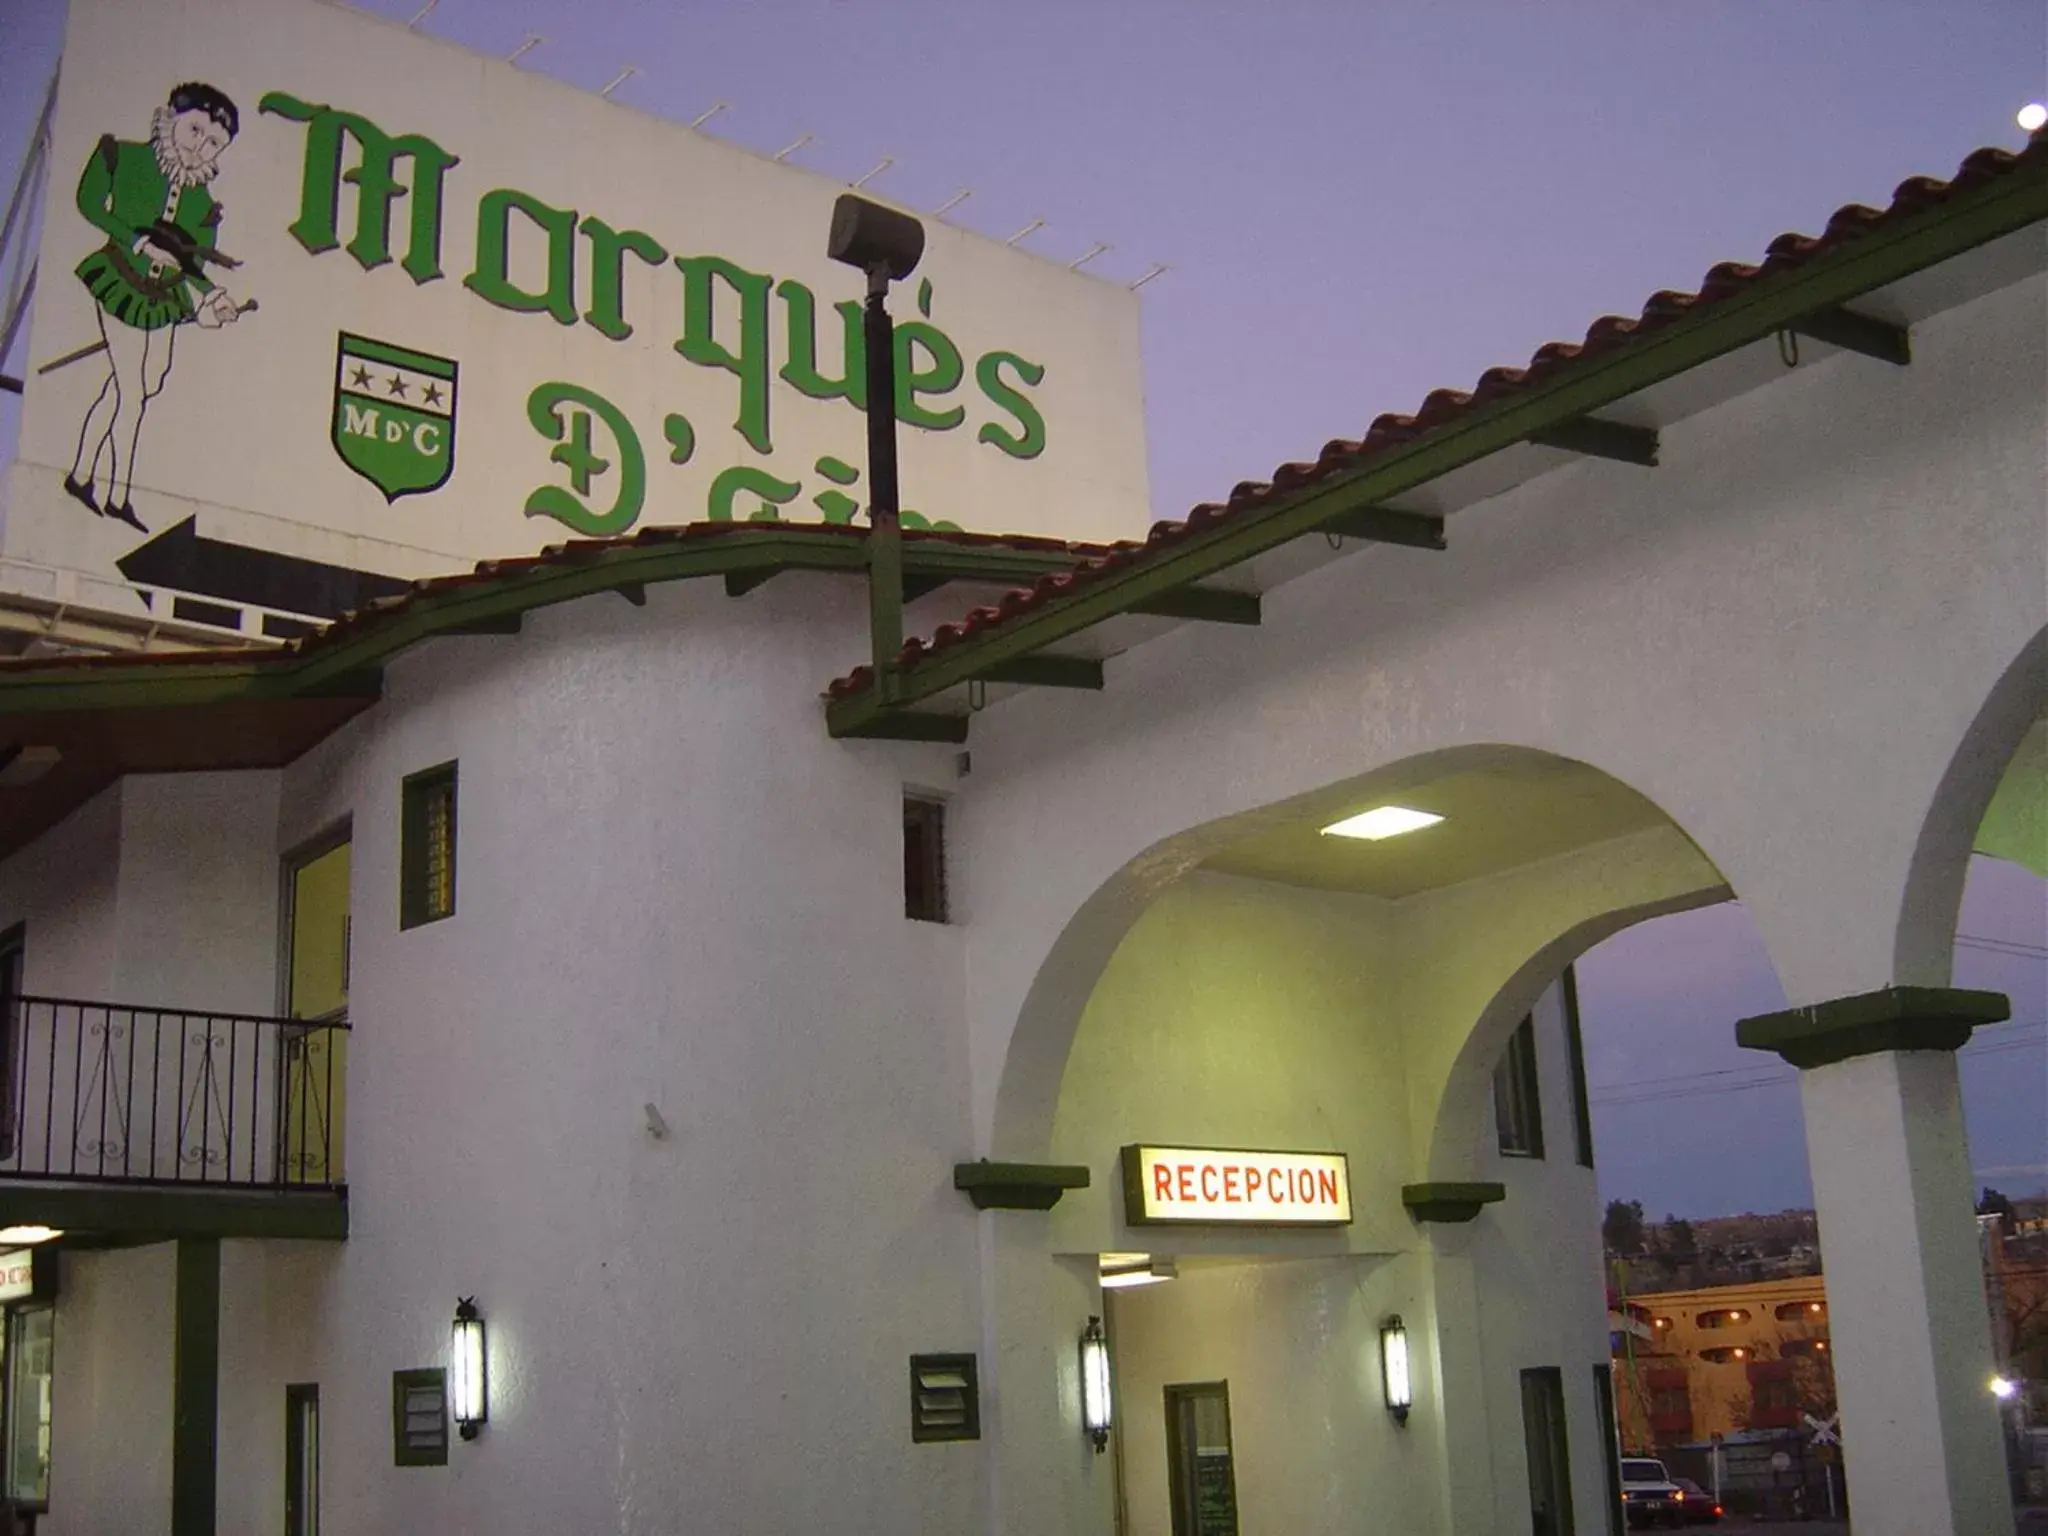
[1079,1315,1113,1453]
[451,1297,488,1440]
[1380,1314,1412,1426]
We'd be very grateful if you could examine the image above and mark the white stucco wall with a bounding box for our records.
[0,783,120,1000]
[43,1243,175,1536]
[238,576,988,1535]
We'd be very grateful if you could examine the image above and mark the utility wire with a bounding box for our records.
[1589,1021,2046,1107]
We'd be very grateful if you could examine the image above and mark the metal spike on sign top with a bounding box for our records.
[1004,218,1046,247]
[506,34,545,65]
[932,189,973,219]
[1069,243,1110,272]
[407,0,440,27]
[772,133,815,163]
[1129,263,1169,291]
[688,102,730,131]
[599,67,639,100]
[851,157,895,190]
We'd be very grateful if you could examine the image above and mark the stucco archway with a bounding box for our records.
[1896,622,2048,987]
[987,741,1744,1184]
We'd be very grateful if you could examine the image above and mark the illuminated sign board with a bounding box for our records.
[1120,1145,1353,1227]
[0,1250,37,1304]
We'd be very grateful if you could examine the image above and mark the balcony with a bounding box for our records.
[0,996,348,1240]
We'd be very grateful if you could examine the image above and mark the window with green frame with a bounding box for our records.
[1494,1014,1546,1159]
[400,764,457,930]
[1563,964,1595,1168]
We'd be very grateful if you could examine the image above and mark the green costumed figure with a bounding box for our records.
[65,81,244,532]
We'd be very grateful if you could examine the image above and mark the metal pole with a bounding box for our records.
[862,268,902,701]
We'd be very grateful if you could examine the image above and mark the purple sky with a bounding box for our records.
[0,0,2041,1217]
[1579,857,2046,1219]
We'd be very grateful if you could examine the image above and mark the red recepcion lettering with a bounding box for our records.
[1153,1163,1173,1201]
[1267,1166,1286,1202]
[1245,1167,1263,1200]
[1316,1169,1339,1205]
[1200,1165,1219,1203]
[1223,1166,1242,1202]
[1177,1165,1196,1203]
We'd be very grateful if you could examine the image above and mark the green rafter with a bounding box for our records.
[0,531,1090,717]
[825,160,2047,740]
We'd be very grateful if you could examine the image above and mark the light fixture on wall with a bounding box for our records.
[1380,1315,1412,1426]
[0,1227,61,1245]
[451,1297,488,1439]
[1079,1315,1113,1453]
[1991,1375,2018,1400]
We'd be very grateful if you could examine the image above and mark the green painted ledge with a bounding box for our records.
[1736,985,2009,1070]
[0,1184,349,1242]
[952,1160,1091,1211]
[1402,1182,1507,1224]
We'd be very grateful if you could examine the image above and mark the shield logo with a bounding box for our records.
[331,332,458,502]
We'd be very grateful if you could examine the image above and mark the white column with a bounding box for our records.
[1799,1047,2012,1536]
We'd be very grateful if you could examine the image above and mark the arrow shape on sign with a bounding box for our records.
[116,518,412,621]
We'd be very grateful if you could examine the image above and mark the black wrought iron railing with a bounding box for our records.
[0,995,348,1191]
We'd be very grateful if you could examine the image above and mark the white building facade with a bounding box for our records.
[0,6,2039,1532]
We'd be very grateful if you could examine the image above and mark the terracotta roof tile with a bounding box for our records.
[823,129,2048,702]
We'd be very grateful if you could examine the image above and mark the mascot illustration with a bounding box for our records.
[57,81,249,532]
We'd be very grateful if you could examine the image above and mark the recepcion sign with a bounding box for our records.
[0,1249,37,1303]
[1121,1145,1353,1227]
[5,0,1149,632]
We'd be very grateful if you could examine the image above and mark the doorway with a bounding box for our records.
[1164,1381,1237,1536]
[1521,1366,1576,1536]
[282,835,350,1184]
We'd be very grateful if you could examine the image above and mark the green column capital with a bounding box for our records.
[1736,985,2008,1070]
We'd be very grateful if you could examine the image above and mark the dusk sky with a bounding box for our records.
[0,0,2041,1218]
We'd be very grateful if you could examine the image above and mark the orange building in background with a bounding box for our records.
[1612,1275,1834,1451]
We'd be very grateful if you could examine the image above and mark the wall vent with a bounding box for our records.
[909,1352,980,1443]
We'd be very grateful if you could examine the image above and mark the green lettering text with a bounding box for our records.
[581,217,667,341]
[259,92,457,284]
[776,279,865,408]
[675,254,773,454]
[467,188,579,326]
[975,350,1047,460]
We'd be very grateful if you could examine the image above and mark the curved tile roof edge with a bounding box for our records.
[825,130,2048,702]
[0,522,1130,678]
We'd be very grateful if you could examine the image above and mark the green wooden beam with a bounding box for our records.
[1322,506,1447,550]
[1736,985,2005,1069]
[902,576,950,601]
[442,614,523,636]
[0,1184,349,1240]
[723,568,783,597]
[172,1236,220,1536]
[617,582,648,606]
[1401,1181,1507,1224]
[978,654,1105,690]
[1128,586,1261,625]
[834,710,970,743]
[952,1160,1092,1211]
[1527,416,1659,466]
[820,158,2048,739]
[1789,306,1911,366]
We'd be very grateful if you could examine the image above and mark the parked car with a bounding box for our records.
[1671,1476,1724,1525]
[1620,1458,1687,1528]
